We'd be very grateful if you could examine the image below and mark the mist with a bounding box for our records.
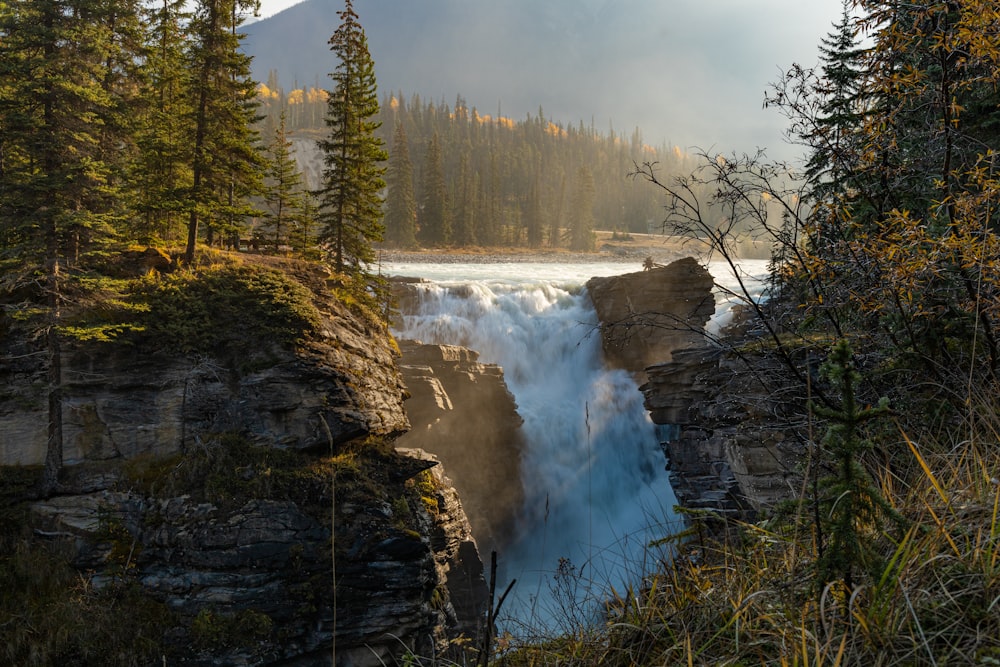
[246,0,844,161]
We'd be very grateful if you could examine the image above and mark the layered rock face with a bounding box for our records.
[395,340,525,556]
[641,343,802,518]
[585,257,797,518]
[585,257,716,381]
[0,260,489,665]
[0,290,408,467]
[28,446,487,666]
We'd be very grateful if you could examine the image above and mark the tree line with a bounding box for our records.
[257,83,716,251]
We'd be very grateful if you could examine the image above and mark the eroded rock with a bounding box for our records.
[585,257,715,381]
[395,340,525,556]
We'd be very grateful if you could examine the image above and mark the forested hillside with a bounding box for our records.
[255,85,707,249]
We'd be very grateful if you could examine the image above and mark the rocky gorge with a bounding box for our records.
[0,251,786,665]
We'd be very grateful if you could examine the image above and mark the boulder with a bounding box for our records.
[585,257,715,380]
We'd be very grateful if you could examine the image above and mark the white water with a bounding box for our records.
[386,258,769,632]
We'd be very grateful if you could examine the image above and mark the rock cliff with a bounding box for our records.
[0,256,489,666]
[585,257,797,519]
[640,339,803,520]
[585,257,716,381]
[394,340,525,557]
[0,264,408,466]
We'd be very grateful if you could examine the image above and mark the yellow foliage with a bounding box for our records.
[306,87,327,104]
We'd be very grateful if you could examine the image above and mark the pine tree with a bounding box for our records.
[568,165,596,251]
[524,178,543,248]
[804,1,867,201]
[134,0,192,243]
[383,121,418,248]
[417,131,451,246]
[183,0,263,263]
[0,0,136,492]
[452,148,477,247]
[263,111,308,252]
[317,0,387,279]
[811,339,901,591]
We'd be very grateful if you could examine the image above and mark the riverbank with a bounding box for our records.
[378,231,705,264]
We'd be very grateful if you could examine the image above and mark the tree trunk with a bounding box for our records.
[41,257,64,496]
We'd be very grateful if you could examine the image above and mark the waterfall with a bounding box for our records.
[389,262,682,631]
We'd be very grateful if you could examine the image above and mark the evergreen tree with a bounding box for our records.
[811,339,901,591]
[383,121,418,248]
[263,111,308,252]
[452,148,477,246]
[134,0,192,243]
[549,174,566,247]
[0,0,136,492]
[317,0,387,278]
[803,1,867,202]
[417,131,451,246]
[524,178,543,248]
[568,165,596,250]
[183,0,263,263]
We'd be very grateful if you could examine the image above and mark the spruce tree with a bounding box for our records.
[417,131,451,246]
[135,0,192,243]
[452,148,478,247]
[262,111,309,252]
[0,0,135,492]
[383,121,418,248]
[183,0,263,263]
[811,339,902,591]
[803,1,867,202]
[525,178,543,248]
[568,165,596,251]
[317,0,387,278]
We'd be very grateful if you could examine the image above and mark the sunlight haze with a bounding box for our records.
[249,0,847,161]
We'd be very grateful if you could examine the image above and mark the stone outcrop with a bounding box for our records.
[0,257,489,666]
[26,446,488,666]
[0,275,409,467]
[585,257,716,381]
[583,257,799,519]
[641,345,804,520]
[395,340,525,556]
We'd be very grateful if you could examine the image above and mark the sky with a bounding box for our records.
[250,0,848,161]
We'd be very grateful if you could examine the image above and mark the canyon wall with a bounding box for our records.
[0,259,489,666]
[587,258,797,519]
[395,340,525,557]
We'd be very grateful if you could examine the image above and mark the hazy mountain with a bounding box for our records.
[243,0,838,157]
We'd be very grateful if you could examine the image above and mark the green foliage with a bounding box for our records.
[182,0,265,263]
[191,607,273,650]
[317,0,387,280]
[384,121,419,248]
[417,131,451,246]
[132,263,322,356]
[409,468,440,516]
[810,339,902,590]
